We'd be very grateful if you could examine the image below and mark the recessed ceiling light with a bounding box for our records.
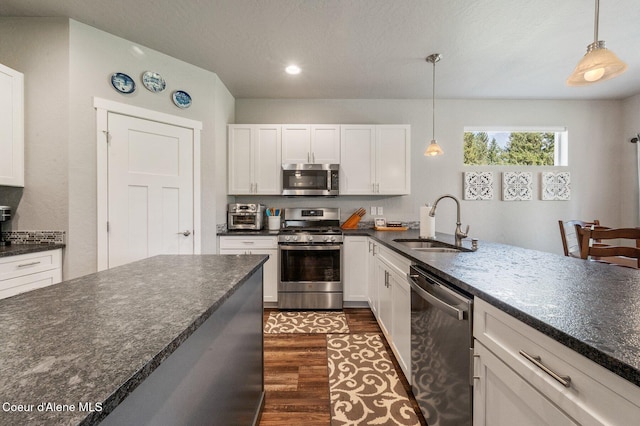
[285,65,301,75]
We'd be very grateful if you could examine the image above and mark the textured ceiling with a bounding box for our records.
[1,0,639,100]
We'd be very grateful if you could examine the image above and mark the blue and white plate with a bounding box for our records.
[141,71,166,93]
[110,72,136,94]
[172,90,192,108]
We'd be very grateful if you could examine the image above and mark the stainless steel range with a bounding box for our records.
[278,207,343,310]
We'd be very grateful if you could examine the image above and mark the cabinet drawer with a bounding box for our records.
[0,269,62,299]
[219,236,277,249]
[0,249,62,281]
[474,298,640,425]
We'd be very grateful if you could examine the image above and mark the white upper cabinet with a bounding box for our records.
[228,124,281,195]
[0,63,24,187]
[340,124,410,195]
[282,124,340,164]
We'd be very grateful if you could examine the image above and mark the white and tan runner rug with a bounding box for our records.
[327,333,420,426]
[264,311,350,334]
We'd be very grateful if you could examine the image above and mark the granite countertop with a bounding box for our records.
[0,243,66,257]
[0,254,268,425]
[361,229,640,387]
[218,229,280,236]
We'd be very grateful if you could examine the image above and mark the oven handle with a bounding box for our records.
[278,244,342,251]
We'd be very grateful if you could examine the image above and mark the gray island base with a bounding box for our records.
[0,254,267,425]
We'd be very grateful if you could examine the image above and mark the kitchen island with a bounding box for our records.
[0,254,267,425]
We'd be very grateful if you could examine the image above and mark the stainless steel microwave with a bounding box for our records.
[282,164,339,196]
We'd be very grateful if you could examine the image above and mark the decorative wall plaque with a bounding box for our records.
[541,172,571,200]
[464,172,494,200]
[502,172,533,201]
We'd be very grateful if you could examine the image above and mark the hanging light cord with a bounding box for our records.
[593,0,599,44]
[432,59,436,141]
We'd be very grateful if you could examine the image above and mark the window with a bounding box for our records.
[463,127,568,166]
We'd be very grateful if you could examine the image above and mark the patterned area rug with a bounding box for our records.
[327,333,420,425]
[264,311,350,333]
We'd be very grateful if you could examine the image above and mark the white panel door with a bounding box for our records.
[108,112,194,268]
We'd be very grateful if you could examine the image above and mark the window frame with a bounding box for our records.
[463,126,568,166]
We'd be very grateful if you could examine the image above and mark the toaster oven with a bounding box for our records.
[227,203,265,230]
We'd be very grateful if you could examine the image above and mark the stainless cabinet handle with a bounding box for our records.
[307,152,310,163]
[254,182,258,193]
[312,152,315,163]
[18,261,41,268]
[519,350,571,388]
[178,230,191,237]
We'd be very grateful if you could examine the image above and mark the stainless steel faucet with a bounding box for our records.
[429,194,469,246]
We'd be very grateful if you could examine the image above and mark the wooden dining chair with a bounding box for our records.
[558,219,600,258]
[578,227,640,269]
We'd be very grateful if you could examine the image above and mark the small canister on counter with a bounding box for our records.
[0,206,11,246]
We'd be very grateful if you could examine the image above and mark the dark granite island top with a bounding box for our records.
[360,229,640,388]
[0,254,267,425]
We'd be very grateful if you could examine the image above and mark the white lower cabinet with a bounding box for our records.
[474,297,640,425]
[0,249,62,299]
[371,242,411,379]
[367,239,379,316]
[343,236,369,303]
[219,236,278,304]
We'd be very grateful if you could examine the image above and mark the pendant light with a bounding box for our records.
[567,0,627,86]
[425,53,444,156]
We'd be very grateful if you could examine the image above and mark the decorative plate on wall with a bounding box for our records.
[141,71,166,93]
[110,72,136,94]
[172,90,192,108]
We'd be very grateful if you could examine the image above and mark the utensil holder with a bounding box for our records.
[268,216,281,231]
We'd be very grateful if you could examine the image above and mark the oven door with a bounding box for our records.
[228,213,259,230]
[279,244,342,292]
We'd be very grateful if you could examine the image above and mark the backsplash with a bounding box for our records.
[1,230,65,245]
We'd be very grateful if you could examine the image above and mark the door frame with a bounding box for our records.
[94,97,203,271]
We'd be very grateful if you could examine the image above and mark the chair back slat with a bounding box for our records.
[558,219,600,257]
[578,227,640,268]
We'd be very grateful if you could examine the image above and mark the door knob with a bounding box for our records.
[178,230,191,237]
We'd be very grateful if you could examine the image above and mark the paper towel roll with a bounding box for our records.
[420,206,435,238]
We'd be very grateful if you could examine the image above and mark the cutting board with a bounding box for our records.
[373,226,408,231]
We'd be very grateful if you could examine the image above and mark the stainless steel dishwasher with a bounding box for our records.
[408,264,473,426]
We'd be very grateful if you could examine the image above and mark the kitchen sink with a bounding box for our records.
[393,239,473,253]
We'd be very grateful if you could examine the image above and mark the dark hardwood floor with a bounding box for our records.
[259,308,427,425]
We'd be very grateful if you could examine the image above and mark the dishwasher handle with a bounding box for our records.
[408,273,466,321]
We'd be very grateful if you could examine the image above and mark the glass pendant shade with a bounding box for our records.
[567,42,627,86]
[567,0,627,86]
[424,140,444,156]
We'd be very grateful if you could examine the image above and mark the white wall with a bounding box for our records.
[0,18,234,279]
[0,18,70,235]
[236,98,630,255]
[622,93,640,225]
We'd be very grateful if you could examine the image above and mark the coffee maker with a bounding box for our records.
[0,206,11,246]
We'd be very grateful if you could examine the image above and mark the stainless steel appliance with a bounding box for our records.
[227,203,265,230]
[0,206,11,246]
[282,164,339,196]
[278,207,342,309]
[408,264,473,426]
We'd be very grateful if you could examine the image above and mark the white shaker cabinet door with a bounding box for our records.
[0,63,24,187]
[473,341,577,426]
[228,125,254,194]
[310,125,340,164]
[282,125,311,163]
[376,125,410,195]
[340,125,376,194]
